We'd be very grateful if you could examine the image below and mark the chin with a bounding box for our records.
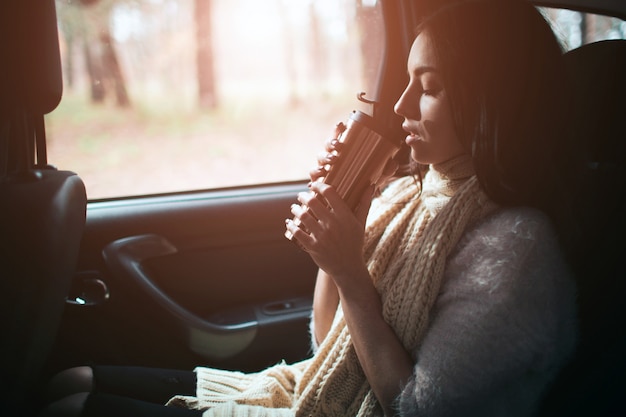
[410,149,432,166]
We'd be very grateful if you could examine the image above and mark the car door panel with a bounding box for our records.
[48,182,318,375]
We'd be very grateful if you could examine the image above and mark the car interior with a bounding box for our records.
[1,0,625,416]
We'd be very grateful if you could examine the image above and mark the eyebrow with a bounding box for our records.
[409,65,439,77]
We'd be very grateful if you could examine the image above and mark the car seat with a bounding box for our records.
[0,1,87,416]
[538,39,626,416]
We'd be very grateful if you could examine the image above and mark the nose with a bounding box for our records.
[394,87,419,120]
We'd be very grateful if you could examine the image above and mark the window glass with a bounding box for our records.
[48,0,384,200]
[540,7,626,50]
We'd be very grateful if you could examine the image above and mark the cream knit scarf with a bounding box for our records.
[168,155,495,417]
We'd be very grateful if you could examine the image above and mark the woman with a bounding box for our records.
[41,0,577,416]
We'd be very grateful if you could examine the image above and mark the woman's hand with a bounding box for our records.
[287,120,372,285]
[288,180,414,416]
[285,123,414,414]
[309,122,346,184]
[286,180,373,286]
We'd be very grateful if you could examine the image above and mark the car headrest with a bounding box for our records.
[0,0,63,116]
[559,40,626,264]
[537,39,626,417]
[562,39,626,346]
[563,39,626,233]
[564,39,626,169]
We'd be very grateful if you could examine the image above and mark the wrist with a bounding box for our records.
[334,267,379,305]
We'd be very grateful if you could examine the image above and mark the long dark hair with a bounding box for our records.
[416,0,572,213]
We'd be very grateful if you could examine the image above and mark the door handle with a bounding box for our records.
[102,234,257,360]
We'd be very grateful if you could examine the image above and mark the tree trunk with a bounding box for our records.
[78,0,130,107]
[64,34,75,90]
[100,31,130,107]
[195,0,217,109]
[83,41,105,103]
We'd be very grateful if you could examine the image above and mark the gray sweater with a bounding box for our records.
[396,206,578,416]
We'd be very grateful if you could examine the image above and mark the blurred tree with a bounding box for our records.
[56,0,130,107]
[55,1,80,90]
[195,0,217,109]
[99,30,130,106]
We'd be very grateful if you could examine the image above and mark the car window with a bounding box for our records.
[47,0,384,200]
[540,7,626,50]
[48,2,624,201]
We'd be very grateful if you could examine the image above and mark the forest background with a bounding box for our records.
[47,0,624,199]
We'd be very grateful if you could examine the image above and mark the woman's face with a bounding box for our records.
[394,30,466,165]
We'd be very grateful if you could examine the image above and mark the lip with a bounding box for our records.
[405,132,422,145]
[402,122,420,135]
[402,123,422,144]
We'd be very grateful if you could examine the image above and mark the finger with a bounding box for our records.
[309,181,348,216]
[311,147,339,182]
[324,138,343,153]
[321,121,345,155]
[297,190,315,206]
[333,121,347,139]
[298,190,331,224]
[284,218,314,248]
[316,150,337,166]
[309,166,327,182]
[290,203,321,234]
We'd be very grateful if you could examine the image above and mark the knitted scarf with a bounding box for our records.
[167,155,495,417]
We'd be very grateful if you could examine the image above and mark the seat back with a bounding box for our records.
[539,39,626,416]
[0,1,87,415]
